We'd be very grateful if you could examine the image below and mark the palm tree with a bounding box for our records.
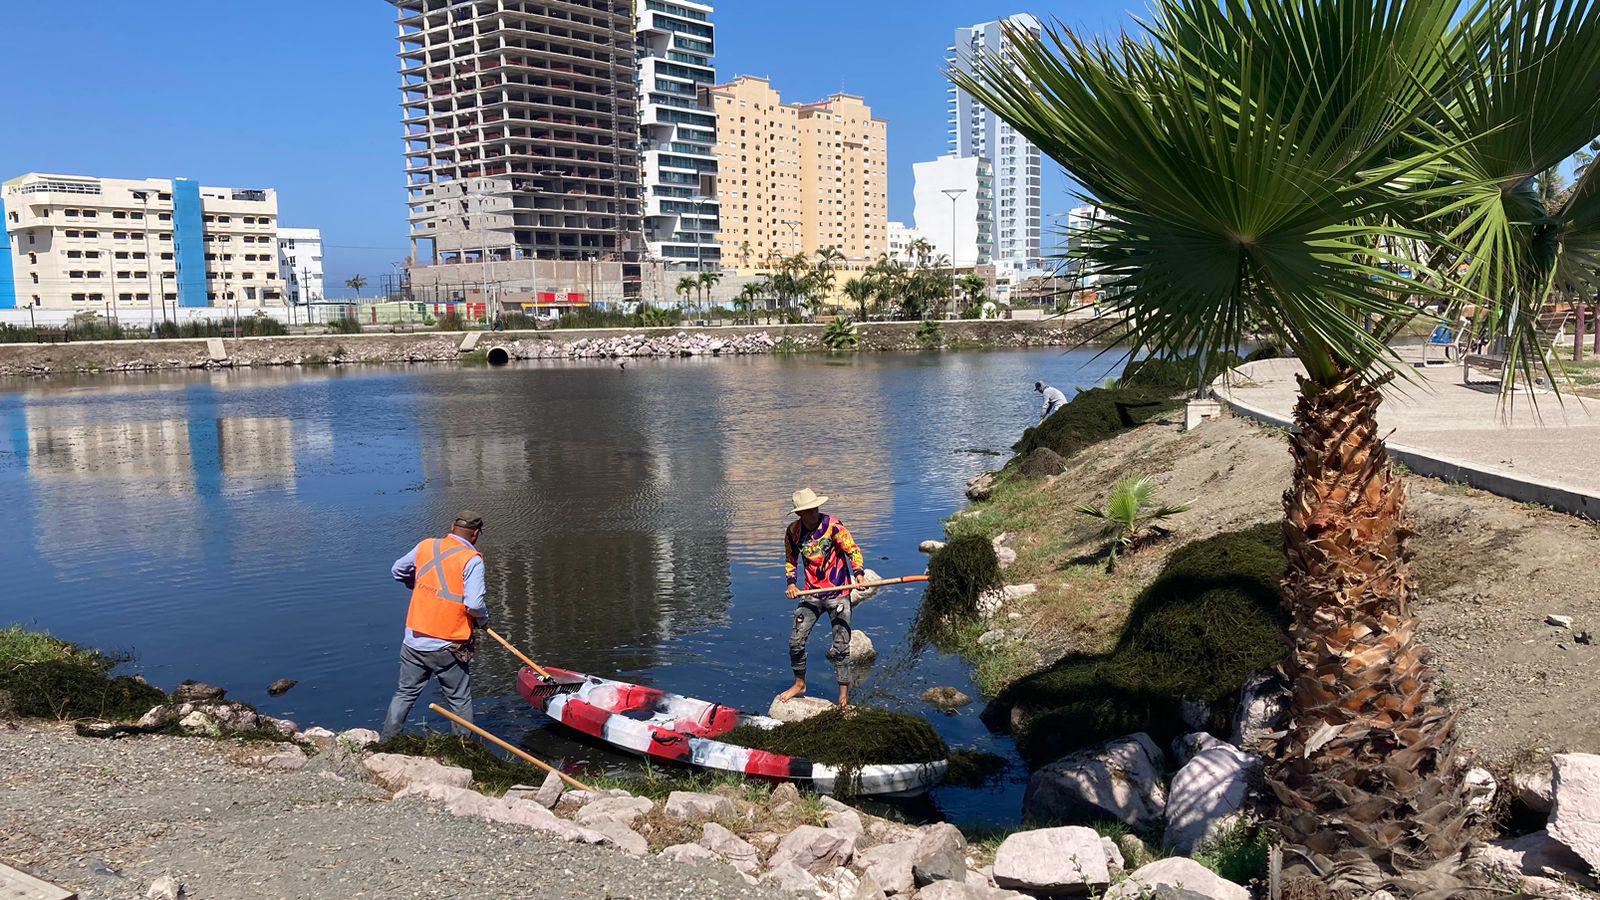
[674,276,697,311]
[697,271,722,315]
[738,241,753,270]
[1073,476,1190,572]
[955,0,1600,886]
[907,237,935,269]
[842,277,874,321]
[812,246,845,311]
[345,275,367,299]
[958,274,988,318]
[734,282,761,324]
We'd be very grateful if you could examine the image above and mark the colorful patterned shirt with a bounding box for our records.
[785,514,866,599]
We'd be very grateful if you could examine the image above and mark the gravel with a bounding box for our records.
[0,721,787,899]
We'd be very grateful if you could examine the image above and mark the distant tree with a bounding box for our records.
[675,276,698,309]
[346,275,367,298]
[698,271,722,311]
[843,277,875,321]
[958,274,988,317]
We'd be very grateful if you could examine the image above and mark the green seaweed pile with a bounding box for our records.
[913,535,1002,647]
[720,707,948,797]
[988,524,1288,765]
[0,626,165,721]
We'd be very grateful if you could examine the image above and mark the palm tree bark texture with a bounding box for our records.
[1269,371,1470,892]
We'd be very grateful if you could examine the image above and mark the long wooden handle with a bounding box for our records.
[485,628,554,680]
[792,574,929,599]
[427,703,592,792]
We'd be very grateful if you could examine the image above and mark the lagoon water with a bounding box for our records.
[0,348,1122,826]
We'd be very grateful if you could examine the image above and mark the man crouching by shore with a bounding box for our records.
[380,511,489,741]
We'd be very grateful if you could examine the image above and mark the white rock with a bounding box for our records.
[917,883,981,900]
[1231,672,1289,751]
[259,716,298,738]
[912,823,968,886]
[976,629,1006,648]
[1102,835,1125,875]
[1171,732,1229,767]
[583,816,648,856]
[850,568,883,605]
[1513,768,1554,814]
[1002,584,1037,602]
[1549,752,1600,872]
[575,794,654,828]
[664,790,735,822]
[1548,614,1574,628]
[846,870,888,900]
[1105,858,1250,900]
[769,824,856,873]
[137,705,180,729]
[857,839,918,895]
[919,540,947,554]
[769,695,836,723]
[207,702,260,732]
[338,727,380,749]
[296,726,338,750]
[994,547,1018,569]
[976,589,1007,620]
[700,822,760,875]
[1464,766,1498,816]
[1164,743,1260,855]
[834,630,878,688]
[826,808,867,849]
[966,472,996,501]
[533,770,567,809]
[177,710,219,736]
[993,826,1110,894]
[238,743,307,772]
[659,842,719,864]
[1023,733,1167,831]
[762,861,820,894]
[361,752,473,793]
[1476,830,1598,891]
[146,875,183,900]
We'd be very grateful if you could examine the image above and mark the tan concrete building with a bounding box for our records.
[706,76,886,273]
[1,173,283,315]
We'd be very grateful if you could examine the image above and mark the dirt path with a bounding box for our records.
[981,414,1600,766]
[0,722,784,900]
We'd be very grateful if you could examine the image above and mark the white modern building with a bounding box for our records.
[636,0,720,272]
[912,155,993,268]
[277,227,325,305]
[1,172,283,314]
[887,221,927,265]
[948,15,1044,273]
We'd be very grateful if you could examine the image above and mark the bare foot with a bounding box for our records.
[776,680,807,703]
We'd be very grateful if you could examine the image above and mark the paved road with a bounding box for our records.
[1217,356,1600,500]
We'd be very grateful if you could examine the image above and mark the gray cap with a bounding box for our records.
[454,510,485,530]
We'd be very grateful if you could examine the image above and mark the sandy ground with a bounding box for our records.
[984,413,1600,767]
[0,721,785,900]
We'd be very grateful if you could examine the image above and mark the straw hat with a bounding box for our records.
[790,488,829,514]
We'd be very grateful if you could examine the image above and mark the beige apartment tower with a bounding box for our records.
[706,76,886,272]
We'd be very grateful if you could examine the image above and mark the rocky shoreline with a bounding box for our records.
[0,318,1117,378]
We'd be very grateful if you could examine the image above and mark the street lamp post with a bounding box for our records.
[942,188,967,319]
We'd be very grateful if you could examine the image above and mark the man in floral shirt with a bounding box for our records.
[779,487,866,707]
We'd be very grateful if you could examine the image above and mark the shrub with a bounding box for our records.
[914,535,1002,646]
[915,319,944,347]
[821,317,860,350]
[991,524,1288,765]
[327,317,364,335]
[1073,475,1191,571]
[435,311,466,332]
[0,626,165,721]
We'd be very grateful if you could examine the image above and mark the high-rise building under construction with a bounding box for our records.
[392,0,644,300]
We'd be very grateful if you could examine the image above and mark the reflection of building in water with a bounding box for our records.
[25,418,195,494]
[217,417,296,492]
[414,366,733,675]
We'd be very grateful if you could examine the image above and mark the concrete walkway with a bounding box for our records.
[1216,357,1600,517]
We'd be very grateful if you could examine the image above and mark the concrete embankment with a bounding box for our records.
[0,318,1119,378]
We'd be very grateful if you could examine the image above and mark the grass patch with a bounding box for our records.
[0,626,166,721]
[991,524,1288,765]
[1195,822,1272,884]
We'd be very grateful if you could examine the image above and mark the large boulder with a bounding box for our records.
[922,687,973,712]
[583,816,648,856]
[1023,733,1167,831]
[1164,743,1260,855]
[912,823,968,886]
[659,842,720,865]
[1513,768,1554,815]
[992,826,1110,894]
[574,794,654,828]
[1230,672,1289,751]
[1104,858,1250,900]
[1549,752,1600,872]
[857,839,918,895]
[1476,830,1599,892]
[1171,732,1229,767]
[762,862,819,894]
[700,822,760,875]
[769,824,855,873]
[769,695,836,723]
[173,681,226,702]
[664,790,735,822]
[361,753,473,793]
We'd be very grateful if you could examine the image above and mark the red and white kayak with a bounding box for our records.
[515,666,946,797]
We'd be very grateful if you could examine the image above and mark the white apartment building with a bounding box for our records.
[1,173,283,314]
[636,0,720,272]
[948,15,1043,273]
[912,155,993,268]
[887,221,927,265]
[277,227,325,305]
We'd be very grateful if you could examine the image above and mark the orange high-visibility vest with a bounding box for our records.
[405,536,481,642]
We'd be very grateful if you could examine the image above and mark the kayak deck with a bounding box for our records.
[515,666,946,797]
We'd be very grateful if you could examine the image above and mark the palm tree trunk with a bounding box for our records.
[1269,371,1471,889]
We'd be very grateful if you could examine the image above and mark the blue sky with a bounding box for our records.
[1,1,1138,294]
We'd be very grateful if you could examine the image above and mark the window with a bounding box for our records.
[115,251,129,260]
[158,213,171,221]
[72,293,87,302]
[113,211,127,219]
[67,250,83,259]
[69,271,85,279]
[84,231,98,238]
[65,209,79,217]
[65,230,80,238]
[27,253,36,264]
[131,212,144,220]
[114,231,128,240]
